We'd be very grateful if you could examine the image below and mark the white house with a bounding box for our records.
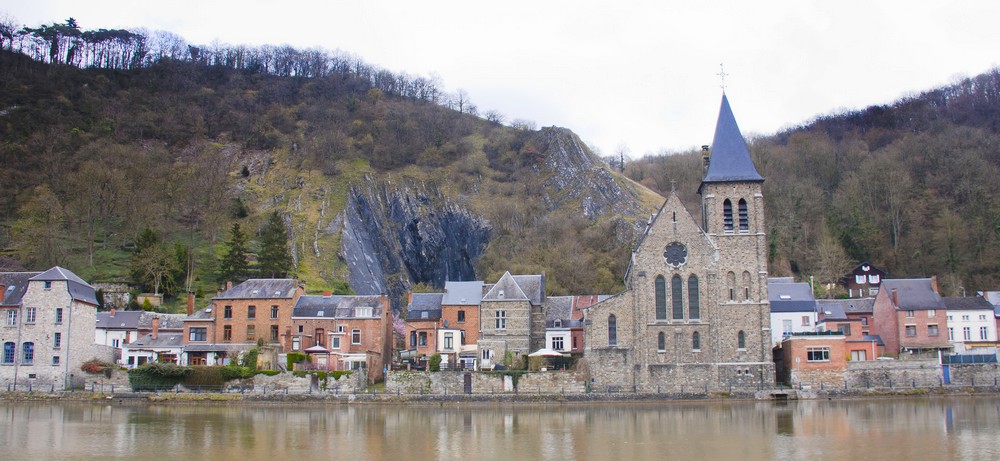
[768,278,818,346]
[943,296,998,354]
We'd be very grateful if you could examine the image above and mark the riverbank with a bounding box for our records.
[3,384,1000,406]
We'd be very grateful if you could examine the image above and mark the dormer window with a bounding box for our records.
[779,295,791,300]
[554,319,562,328]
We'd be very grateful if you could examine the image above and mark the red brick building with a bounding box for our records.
[290,294,393,382]
[871,278,950,358]
[775,332,848,386]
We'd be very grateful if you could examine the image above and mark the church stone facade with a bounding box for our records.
[584,95,774,392]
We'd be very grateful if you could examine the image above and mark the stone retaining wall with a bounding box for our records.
[845,359,942,388]
[385,370,586,395]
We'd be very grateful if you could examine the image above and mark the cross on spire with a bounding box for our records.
[717,63,728,93]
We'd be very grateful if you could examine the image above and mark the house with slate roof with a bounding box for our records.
[478,272,546,369]
[290,294,392,382]
[544,295,605,355]
[1,267,115,389]
[122,316,184,367]
[942,295,997,353]
[816,303,884,360]
[769,279,819,346]
[404,292,444,359]
[872,278,951,357]
[818,297,876,336]
[584,95,774,392]
[95,309,185,364]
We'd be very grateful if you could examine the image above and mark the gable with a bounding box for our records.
[629,192,716,279]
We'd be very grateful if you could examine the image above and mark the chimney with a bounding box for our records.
[0,285,5,303]
[151,316,160,340]
[323,291,332,297]
[408,291,413,304]
[186,292,195,316]
[110,307,116,317]
[891,288,899,307]
[225,281,233,291]
[930,276,939,294]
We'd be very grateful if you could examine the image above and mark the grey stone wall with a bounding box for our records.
[845,359,942,388]
[385,370,586,395]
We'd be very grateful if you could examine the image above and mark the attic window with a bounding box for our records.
[317,310,324,317]
[421,311,428,319]
[275,291,282,295]
[498,290,505,299]
[251,290,259,295]
[779,295,791,300]
[554,319,562,328]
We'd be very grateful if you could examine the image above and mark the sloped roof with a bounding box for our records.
[29,266,98,305]
[483,272,530,302]
[186,305,215,321]
[700,94,763,187]
[881,278,944,310]
[405,293,444,321]
[817,298,876,314]
[96,311,186,330]
[293,295,385,319]
[124,332,184,349]
[768,281,814,302]
[442,281,484,305]
[214,279,297,300]
[770,300,818,313]
[545,296,574,322]
[942,296,994,311]
[818,304,848,320]
[0,272,40,307]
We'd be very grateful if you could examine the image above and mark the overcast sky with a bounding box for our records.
[5,1,999,157]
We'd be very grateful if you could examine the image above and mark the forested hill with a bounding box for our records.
[0,18,660,311]
[627,69,1000,296]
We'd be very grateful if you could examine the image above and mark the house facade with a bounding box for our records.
[290,294,393,382]
[1,267,114,389]
[943,296,997,353]
[478,272,545,369]
[840,262,886,298]
[583,94,774,392]
[768,279,818,346]
[871,278,950,357]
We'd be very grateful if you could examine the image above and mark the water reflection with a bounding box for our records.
[1,398,999,461]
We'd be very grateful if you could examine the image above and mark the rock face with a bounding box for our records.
[340,178,491,309]
[536,127,644,219]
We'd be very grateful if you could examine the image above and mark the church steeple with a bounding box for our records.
[699,94,763,192]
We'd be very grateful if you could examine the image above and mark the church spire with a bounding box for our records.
[700,94,763,189]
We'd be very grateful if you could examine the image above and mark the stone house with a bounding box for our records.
[182,279,303,366]
[478,272,545,369]
[871,278,950,358]
[942,295,997,353]
[1,267,115,389]
[290,294,393,382]
[583,94,774,392]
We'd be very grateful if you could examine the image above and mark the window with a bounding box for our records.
[948,315,953,321]
[692,331,700,351]
[948,327,954,341]
[738,330,746,350]
[246,325,256,340]
[51,356,60,366]
[352,329,361,345]
[55,308,63,324]
[981,327,989,340]
[861,317,869,326]
[495,310,507,330]
[223,325,232,341]
[980,314,988,321]
[331,336,341,349]
[806,347,830,362]
[801,316,810,327]
[727,272,736,301]
[552,336,564,351]
[2,342,13,364]
[905,325,917,337]
[608,315,617,346]
[723,199,733,232]
[738,198,749,232]
[855,274,866,284]
[654,276,667,320]
[851,350,867,361]
[418,332,427,347]
[962,315,970,321]
[868,274,880,284]
[25,307,36,324]
[657,332,666,351]
[271,325,279,342]
[457,310,465,323]
[22,342,34,365]
[742,272,753,301]
[410,331,417,347]
[782,319,792,336]
[572,335,578,350]
[443,333,454,350]
[905,310,915,318]
[292,337,300,351]
[271,305,279,319]
[928,325,939,337]
[688,275,700,320]
[337,325,345,334]
[837,324,851,336]
[112,339,120,348]
[52,332,62,349]
[963,327,971,341]
[928,310,936,318]
[671,275,684,320]
[189,327,207,342]
[247,305,256,319]
[314,329,324,347]
[6,310,17,326]
[223,306,232,319]
[298,325,304,333]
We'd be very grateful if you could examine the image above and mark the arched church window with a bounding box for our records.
[671,275,684,320]
[742,271,752,301]
[688,275,700,320]
[608,315,617,346]
[655,276,666,320]
[657,332,666,351]
[723,199,734,232]
[738,330,746,349]
[727,272,736,302]
[738,199,749,232]
[692,331,701,351]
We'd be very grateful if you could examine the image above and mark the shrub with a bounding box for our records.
[256,370,281,376]
[183,366,227,387]
[81,358,115,378]
[287,352,306,370]
[219,365,254,380]
[429,354,442,372]
[128,362,192,391]
[240,347,259,369]
[329,370,352,380]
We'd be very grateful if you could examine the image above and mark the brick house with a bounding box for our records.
[816,303,883,360]
[182,279,303,366]
[775,332,848,387]
[818,298,876,336]
[403,293,443,358]
[290,294,393,382]
[871,278,950,358]
[1,267,115,389]
[440,281,484,348]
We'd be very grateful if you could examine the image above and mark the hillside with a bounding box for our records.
[0,19,661,311]
[627,69,1000,295]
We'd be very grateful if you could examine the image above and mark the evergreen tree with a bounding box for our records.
[257,212,293,278]
[218,222,251,283]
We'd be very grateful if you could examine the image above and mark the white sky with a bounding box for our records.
[4,1,999,157]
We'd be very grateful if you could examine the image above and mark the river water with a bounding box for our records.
[2,397,999,460]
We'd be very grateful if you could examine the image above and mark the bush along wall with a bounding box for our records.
[127,363,192,391]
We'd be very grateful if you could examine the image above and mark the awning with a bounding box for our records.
[304,345,329,353]
[529,348,569,357]
[339,354,367,362]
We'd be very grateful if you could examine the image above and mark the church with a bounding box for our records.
[583,94,774,392]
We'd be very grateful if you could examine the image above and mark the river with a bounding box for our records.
[1,397,999,460]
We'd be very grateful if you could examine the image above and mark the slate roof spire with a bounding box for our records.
[701,94,764,187]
